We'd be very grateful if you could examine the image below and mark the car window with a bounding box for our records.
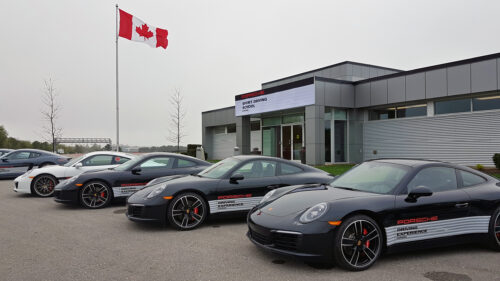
[113,156,130,164]
[29,152,41,158]
[407,167,457,193]
[280,163,303,175]
[140,157,172,169]
[177,159,197,168]
[232,160,276,179]
[459,170,486,187]
[9,151,31,160]
[82,155,114,166]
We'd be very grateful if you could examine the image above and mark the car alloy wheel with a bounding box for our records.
[167,193,207,230]
[495,213,500,243]
[80,182,111,209]
[491,208,500,250]
[32,175,58,197]
[334,216,382,271]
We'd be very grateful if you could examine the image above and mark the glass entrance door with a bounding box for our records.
[282,126,292,160]
[262,126,281,158]
[282,124,303,161]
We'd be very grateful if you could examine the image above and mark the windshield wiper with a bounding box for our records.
[333,186,358,191]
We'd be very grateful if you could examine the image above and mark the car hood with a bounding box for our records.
[133,175,216,199]
[261,185,380,217]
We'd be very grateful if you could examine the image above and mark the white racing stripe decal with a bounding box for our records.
[386,216,490,246]
[209,196,263,213]
[112,186,145,197]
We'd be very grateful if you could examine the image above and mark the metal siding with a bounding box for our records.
[324,82,341,106]
[388,76,405,103]
[405,73,426,101]
[471,59,497,93]
[341,84,355,108]
[355,83,371,107]
[425,69,447,99]
[363,110,500,166]
[370,80,388,106]
[447,64,471,96]
[212,133,236,160]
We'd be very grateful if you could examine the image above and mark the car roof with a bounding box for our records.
[14,149,59,155]
[84,151,135,158]
[367,158,448,167]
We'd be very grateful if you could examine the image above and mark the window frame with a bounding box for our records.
[456,169,488,189]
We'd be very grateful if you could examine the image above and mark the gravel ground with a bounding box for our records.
[0,180,499,281]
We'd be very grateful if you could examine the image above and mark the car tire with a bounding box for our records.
[488,207,500,251]
[79,181,112,209]
[31,174,58,197]
[332,214,383,271]
[167,192,207,231]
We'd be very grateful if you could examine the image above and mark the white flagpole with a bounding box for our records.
[115,4,120,152]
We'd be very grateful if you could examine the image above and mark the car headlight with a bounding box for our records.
[299,203,328,223]
[146,183,167,199]
[260,189,277,203]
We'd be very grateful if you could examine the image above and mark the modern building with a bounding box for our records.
[202,53,500,166]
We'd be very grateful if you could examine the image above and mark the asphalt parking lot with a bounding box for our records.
[0,180,499,281]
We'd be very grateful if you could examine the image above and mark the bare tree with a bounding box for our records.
[167,89,186,152]
[41,79,62,152]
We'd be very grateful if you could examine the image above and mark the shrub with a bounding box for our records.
[493,154,500,169]
[475,164,484,171]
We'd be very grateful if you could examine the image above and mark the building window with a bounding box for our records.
[435,98,470,115]
[250,121,261,131]
[473,95,500,112]
[282,114,304,124]
[226,124,236,133]
[262,116,281,127]
[369,109,396,120]
[396,104,427,118]
[213,126,226,134]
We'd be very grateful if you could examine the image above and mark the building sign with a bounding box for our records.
[235,78,315,116]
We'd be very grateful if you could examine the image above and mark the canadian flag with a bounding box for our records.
[118,9,168,49]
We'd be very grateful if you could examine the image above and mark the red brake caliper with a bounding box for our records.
[191,207,199,221]
[363,228,370,247]
[101,192,106,198]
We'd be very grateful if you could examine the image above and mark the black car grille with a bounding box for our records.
[250,229,301,251]
[128,205,144,217]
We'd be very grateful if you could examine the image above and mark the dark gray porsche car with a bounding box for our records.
[126,155,334,230]
[0,149,70,179]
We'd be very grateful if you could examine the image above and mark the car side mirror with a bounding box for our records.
[74,163,83,169]
[131,167,142,175]
[405,186,433,202]
[2,159,7,162]
[230,174,244,184]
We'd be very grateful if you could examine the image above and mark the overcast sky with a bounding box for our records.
[1,0,500,147]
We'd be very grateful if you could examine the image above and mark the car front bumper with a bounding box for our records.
[53,186,79,204]
[126,203,167,224]
[247,209,337,262]
[13,176,31,194]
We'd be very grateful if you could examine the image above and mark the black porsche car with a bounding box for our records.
[53,153,210,209]
[0,149,70,179]
[247,159,500,271]
[126,155,333,230]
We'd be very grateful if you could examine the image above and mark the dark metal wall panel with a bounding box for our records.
[425,69,447,99]
[355,83,371,107]
[405,73,426,101]
[447,64,471,96]
[341,84,355,108]
[388,76,406,103]
[370,80,388,106]
[471,59,497,93]
[363,110,500,166]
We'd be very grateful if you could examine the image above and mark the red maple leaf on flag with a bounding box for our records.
[136,24,154,40]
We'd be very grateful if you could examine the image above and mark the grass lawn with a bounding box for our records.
[492,173,500,179]
[314,164,355,176]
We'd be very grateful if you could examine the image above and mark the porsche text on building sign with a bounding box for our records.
[235,78,315,116]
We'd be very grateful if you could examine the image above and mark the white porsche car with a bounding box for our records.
[14,151,135,197]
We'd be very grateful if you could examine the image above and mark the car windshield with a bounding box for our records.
[198,158,240,179]
[330,161,410,194]
[114,155,145,171]
[0,151,13,159]
[64,155,84,167]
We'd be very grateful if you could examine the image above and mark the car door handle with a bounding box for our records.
[455,203,469,208]
[266,185,280,190]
